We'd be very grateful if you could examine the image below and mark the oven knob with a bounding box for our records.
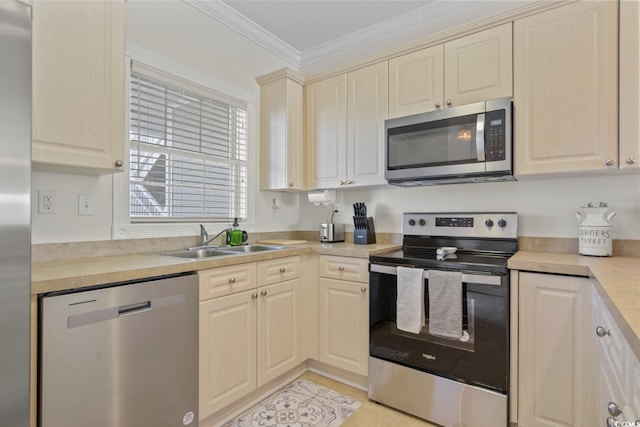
[498,219,507,228]
[418,219,426,226]
[485,219,494,228]
[408,219,416,226]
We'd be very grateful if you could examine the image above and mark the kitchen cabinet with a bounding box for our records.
[198,257,301,419]
[593,288,640,425]
[513,0,619,176]
[619,0,640,170]
[388,23,512,118]
[517,272,594,427]
[307,62,387,189]
[257,69,306,190]
[318,256,369,376]
[32,0,125,174]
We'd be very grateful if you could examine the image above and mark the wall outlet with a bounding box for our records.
[38,190,57,215]
[78,193,94,216]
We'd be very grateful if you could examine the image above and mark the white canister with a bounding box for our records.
[576,207,616,256]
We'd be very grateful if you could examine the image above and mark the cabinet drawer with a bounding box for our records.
[199,263,257,301]
[319,255,368,283]
[258,256,300,287]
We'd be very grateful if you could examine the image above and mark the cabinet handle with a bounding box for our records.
[338,265,345,271]
[446,99,452,107]
[596,326,610,337]
[261,290,267,296]
[607,402,623,417]
[288,181,294,187]
[251,293,258,299]
[627,157,637,165]
[279,267,286,273]
[605,159,615,167]
[228,277,236,283]
[115,160,123,167]
[361,287,367,293]
[434,101,441,109]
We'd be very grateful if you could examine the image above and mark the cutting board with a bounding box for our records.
[257,239,307,245]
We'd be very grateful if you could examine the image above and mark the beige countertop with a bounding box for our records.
[31,242,400,295]
[509,251,640,359]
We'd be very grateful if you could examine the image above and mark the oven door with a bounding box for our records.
[369,263,509,393]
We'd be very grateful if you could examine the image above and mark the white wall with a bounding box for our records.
[32,0,299,244]
[298,174,640,239]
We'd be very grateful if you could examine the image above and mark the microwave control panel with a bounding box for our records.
[485,110,506,161]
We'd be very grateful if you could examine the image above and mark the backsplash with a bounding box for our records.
[32,232,638,263]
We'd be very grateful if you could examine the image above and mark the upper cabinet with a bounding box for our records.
[388,23,512,118]
[619,0,639,170]
[307,62,388,189]
[32,0,125,174]
[257,69,306,191]
[513,1,619,176]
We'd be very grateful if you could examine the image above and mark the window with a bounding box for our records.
[129,64,247,222]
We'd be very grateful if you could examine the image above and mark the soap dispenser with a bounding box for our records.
[227,218,246,246]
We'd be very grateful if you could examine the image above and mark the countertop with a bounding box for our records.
[509,251,640,359]
[31,242,399,295]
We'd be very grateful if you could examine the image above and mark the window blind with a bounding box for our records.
[129,67,247,222]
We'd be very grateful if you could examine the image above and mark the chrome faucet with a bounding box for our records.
[197,224,231,248]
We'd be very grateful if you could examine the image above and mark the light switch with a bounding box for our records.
[78,193,94,216]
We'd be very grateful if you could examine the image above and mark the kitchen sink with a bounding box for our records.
[216,244,285,253]
[155,248,234,259]
[154,244,285,259]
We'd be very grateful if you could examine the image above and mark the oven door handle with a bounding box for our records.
[370,264,502,286]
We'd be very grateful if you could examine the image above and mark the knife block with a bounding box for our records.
[354,217,376,245]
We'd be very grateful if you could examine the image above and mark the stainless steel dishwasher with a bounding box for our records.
[39,272,199,427]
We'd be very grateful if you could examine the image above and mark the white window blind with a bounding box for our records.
[129,65,247,222]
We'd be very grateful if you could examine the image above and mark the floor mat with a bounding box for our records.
[222,378,361,427]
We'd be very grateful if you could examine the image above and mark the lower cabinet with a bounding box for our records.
[318,256,369,376]
[198,257,301,420]
[517,271,594,426]
[593,288,640,425]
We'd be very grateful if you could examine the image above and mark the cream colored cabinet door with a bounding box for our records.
[388,45,444,118]
[593,288,640,424]
[32,0,125,174]
[257,279,301,386]
[257,69,306,190]
[619,0,640,170]
[306,75,347,189]
[199,290,257,419]
[518,272,593,427]
[318,278,368,376]
[444,22,512,108]
[346,62,389,187]
[514,1,618,176]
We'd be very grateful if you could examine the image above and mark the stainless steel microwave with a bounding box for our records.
[385,97,514,186]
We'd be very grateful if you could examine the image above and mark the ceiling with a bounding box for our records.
[220,1,434,52]
[188,0,536,73]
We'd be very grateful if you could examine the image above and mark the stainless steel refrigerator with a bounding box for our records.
[0,1,31,426]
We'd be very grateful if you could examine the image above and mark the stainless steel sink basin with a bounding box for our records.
[154,244,285,259]
[155,248,234,259]
[217,244,285,253]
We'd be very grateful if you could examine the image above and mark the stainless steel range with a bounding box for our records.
[368,212,517,427]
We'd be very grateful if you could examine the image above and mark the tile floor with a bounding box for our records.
[299,371,437,427]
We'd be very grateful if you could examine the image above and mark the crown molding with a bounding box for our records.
[185,0,301,68]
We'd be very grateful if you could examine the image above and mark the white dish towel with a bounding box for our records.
[428,270,463,339]
[396,266,425,334]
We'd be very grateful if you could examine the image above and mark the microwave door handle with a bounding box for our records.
[476,113,486,162]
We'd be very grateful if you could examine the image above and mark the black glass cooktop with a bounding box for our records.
[370,248,511,274]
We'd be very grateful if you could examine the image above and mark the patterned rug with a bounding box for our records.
[221,379,361,427]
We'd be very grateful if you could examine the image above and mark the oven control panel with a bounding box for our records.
[402,212,517,238]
